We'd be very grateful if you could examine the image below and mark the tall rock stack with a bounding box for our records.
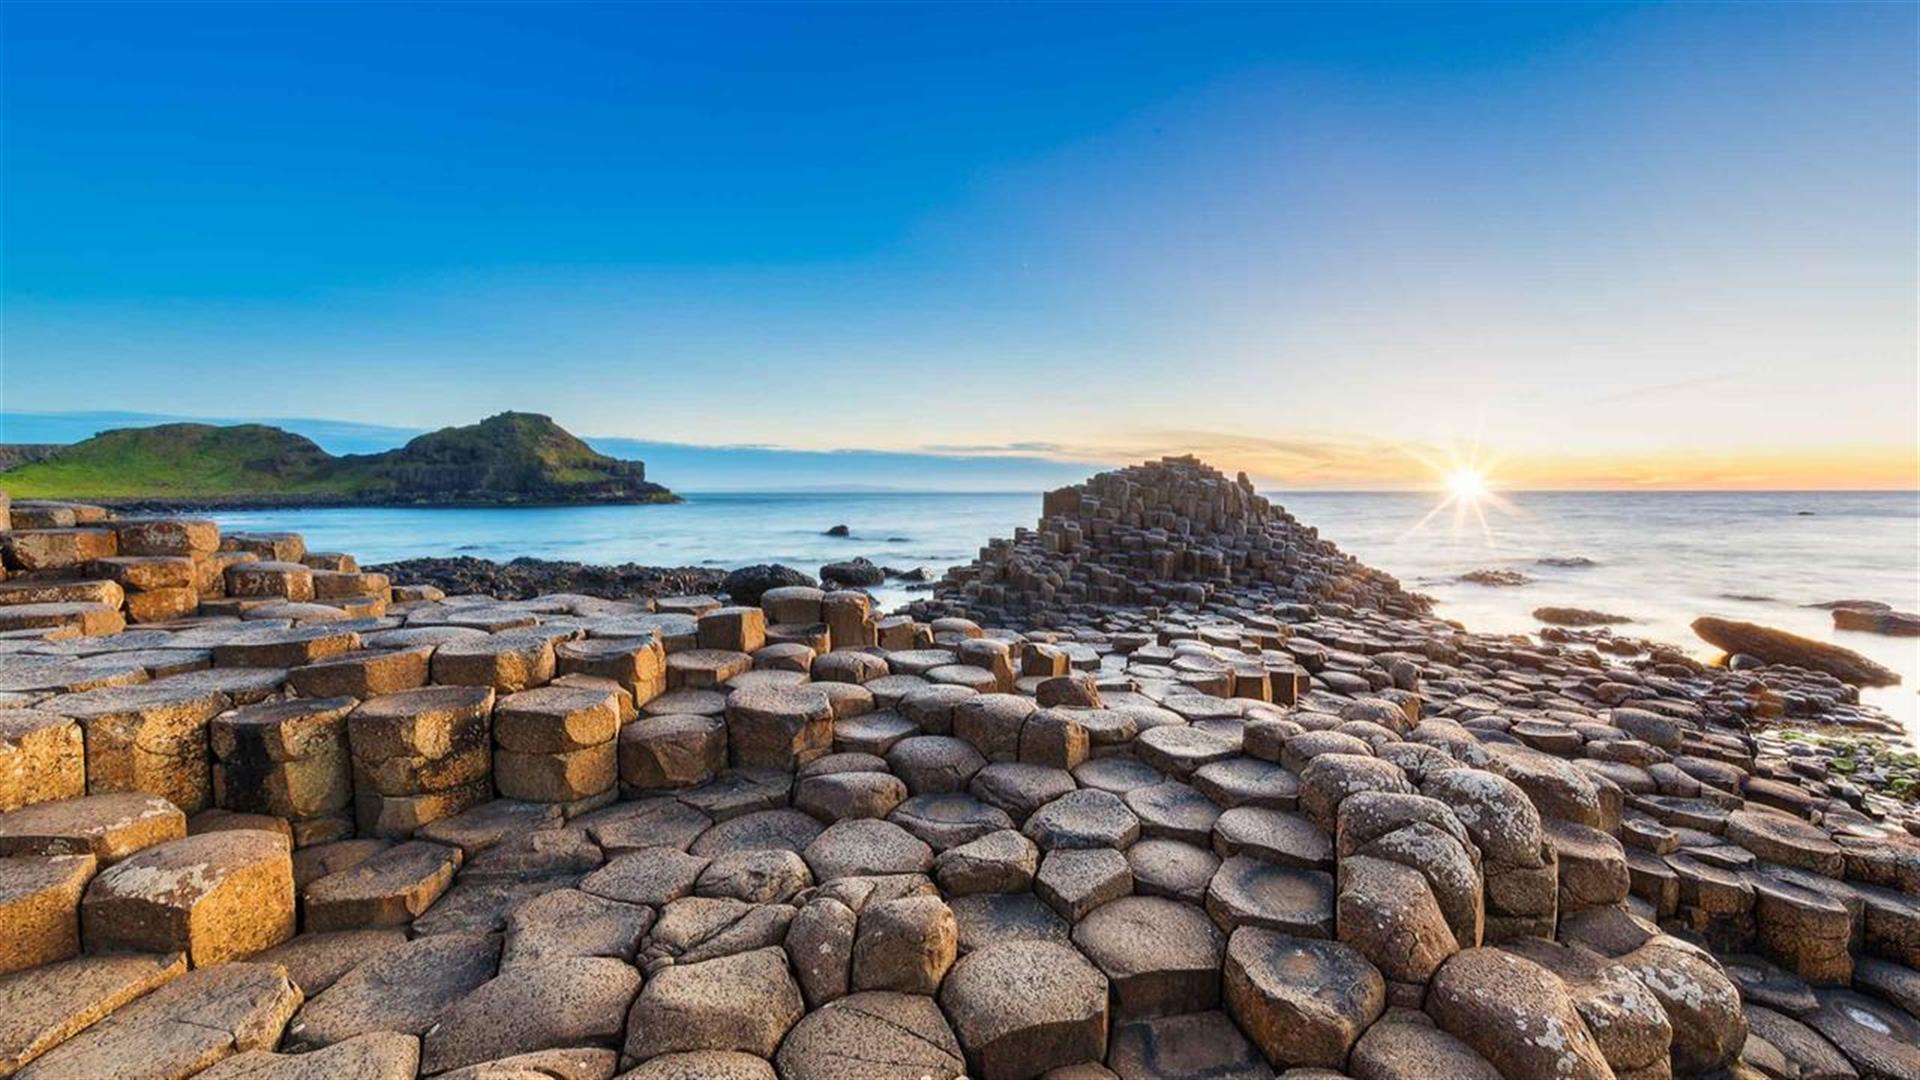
[917,456,1427,629]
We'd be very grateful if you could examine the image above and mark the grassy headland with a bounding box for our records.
[0,411,677,507]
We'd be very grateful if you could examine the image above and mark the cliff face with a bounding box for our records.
[0,412,674,506]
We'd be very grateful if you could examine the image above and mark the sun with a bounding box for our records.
[1447,467,1487,502]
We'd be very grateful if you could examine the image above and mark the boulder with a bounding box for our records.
[1425,948,1611,1080]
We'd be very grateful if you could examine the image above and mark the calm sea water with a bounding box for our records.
[208,490,1919,736]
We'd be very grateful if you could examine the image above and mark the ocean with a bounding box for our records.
[204,490,1920,737]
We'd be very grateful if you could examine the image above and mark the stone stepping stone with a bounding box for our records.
[933,829,1038,895]
[1224,928,1383,1070]
[416,799,563,856]
[0,952,187,1075]
[409,876,577,938]
[724,685,835,769]
[864,674,930,710]
[0,603,124,637]
[285,646,430,699]
[760,586,825,624]
[1212,807,1332,869]
[1545,820,1631,914]
[695,849,812,904]
[1108,1009,1272,1080]
[303,839,462,930]
[81,829,293,968]
[1278,730,1373,774]
[195,1032,419,1080]
[1349,1012,1502,1079]
[886,736,986,795]
[18,962,300,1080]
[619,714,727,792]
[1742,1005,1855,1080]
[795,770,907,823]
[431,631,558,693]
[890,793,1013,852]
[898,685,977,735]
[418,956,641,1075]
[285,932,499,1049]
[1804,988,1920,1080]
[927,665,998,693]
[210,625,359,668]
[1428,948,1614,1080]
[804,819,933,881]
[686,807,818,857]
[501,887,653,969]
[1134,725,1239,779]
[0,854,93,973]
[642,688,726,717]
[675,769,791,821]
[952,694,1038,762]
[225,560,316,601]
[666,649,754,691]
[1725,809,1845,877]
[1193,756,1300,809]
[458,826,602,882]
[580,849,707,907]
[1072,895,1223,1021]
[623,947,803,1062]
[1501,938,1672,1078]
[813,650,889,685]
[1124,781,1220,846]
[209,697,355,822]
[851,895,957,995]
[1024,789,1140,851]
[832,709,916,755]
[1128,838,1221,905]
[493,685,620,754]
[1205,855,1334,937]
[580,798,713,855]
[775,991,965,1080]
[0,711,84,812]
[968,763,1078,824]
[42,683,229,811]
[938,940,1109,1079]
[886,650,959,677]
[433,1047,619,1080]
[949,892,1070,955]
[253,928,408,997]
[1070,755,1162,795]
[1035,847,1132,922]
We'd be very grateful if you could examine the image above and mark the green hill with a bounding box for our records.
[0,412,676,506]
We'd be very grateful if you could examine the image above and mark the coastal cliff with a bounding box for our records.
[0,411,676,508]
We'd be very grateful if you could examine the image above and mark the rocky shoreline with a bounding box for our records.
[0,458,1916,1080]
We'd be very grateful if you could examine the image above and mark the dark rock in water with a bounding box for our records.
[1719,593,1776,603]
[372,556,723,602]
[1809,599,1890,611]
[1536,556,1597,568]
[1832,607,1920,637]
[723,564,819,604]
[821,557,884,587]
[825,525,851,537]
[1533,607,1631,627]
[895,567,929,583]
[1460,569,1531,587]
[1692,616,1901,687]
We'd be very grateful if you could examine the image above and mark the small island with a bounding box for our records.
[0,411,677,509]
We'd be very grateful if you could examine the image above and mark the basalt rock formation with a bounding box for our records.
[0,464,1916,1080]
[916,455,1427,629]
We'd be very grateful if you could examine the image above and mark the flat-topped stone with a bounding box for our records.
[0,951,186,1075]
[0,854,96,974]
[0,792,186,863]
[17,962,301,1080]
[1072,895,1224,1021]
[0,711,85,812]
[938,940,1109,1080]
[81,830,293,967]
[284,931,498,1049]
[302,839,462,930]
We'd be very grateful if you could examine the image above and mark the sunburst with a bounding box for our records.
[1403,431,1518,540]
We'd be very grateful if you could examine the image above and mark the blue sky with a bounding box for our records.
[3,2,1914,488]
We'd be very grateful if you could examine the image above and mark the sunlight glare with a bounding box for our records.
[1448,467,1486,502]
